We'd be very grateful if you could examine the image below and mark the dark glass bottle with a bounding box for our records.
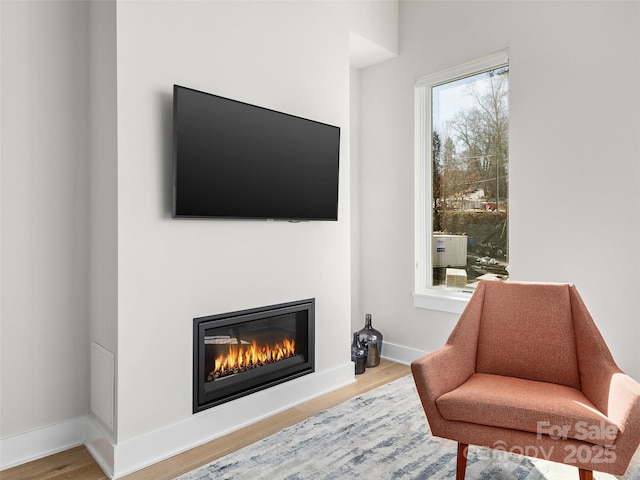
[351,332,367,375]
[358,314,383,367]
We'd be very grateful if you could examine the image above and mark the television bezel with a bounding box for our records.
[172,85,341,221]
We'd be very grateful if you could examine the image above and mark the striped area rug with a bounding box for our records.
[175,375,640,480]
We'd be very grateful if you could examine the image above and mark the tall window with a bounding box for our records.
[415,51,509,312]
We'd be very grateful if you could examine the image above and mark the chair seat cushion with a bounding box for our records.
[436,373,620,447]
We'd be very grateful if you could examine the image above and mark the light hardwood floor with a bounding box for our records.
[2,360,410,480]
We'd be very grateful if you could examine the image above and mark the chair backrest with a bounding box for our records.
[475,282,581,389]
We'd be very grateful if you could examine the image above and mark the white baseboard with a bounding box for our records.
[110,362,355,479]
[0,365,354,478]
[380,341,428,365]
[2,353,427,478]
[0,416,86,471]
[85,415,116,479]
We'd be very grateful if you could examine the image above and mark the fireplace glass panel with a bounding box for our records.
[194,299,314,412]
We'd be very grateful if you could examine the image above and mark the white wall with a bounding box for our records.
[104,1,353,475]
[325,0,399,68]
[358,1,640,380]
[89,0,118,358]
[1,0,90,442]
[351,67,363,328]
[329,0,398,54]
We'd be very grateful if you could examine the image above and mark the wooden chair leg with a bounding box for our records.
[456,443,468,480]
[579,469,593,480]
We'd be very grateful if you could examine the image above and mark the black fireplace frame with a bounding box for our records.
[193,298,315,413]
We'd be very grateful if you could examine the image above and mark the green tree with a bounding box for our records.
[432,130,443,231]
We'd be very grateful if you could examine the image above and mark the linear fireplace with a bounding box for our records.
[193,299,315,413]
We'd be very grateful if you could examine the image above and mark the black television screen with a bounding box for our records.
[172,85,340,220]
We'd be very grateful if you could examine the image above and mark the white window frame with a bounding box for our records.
[414,50,509,314]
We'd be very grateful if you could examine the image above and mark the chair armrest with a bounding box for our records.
[585,371,640,471]
[411,343,475,403]
[598,372,640,433]
[580,361,639,425]
[411,343,476,436]
[569,285,640,426]
[411,283,484,433]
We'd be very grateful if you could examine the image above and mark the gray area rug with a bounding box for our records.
[175,375,640,480]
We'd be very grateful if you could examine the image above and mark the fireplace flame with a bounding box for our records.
[211,338,296,379]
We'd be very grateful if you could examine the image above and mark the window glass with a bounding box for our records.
[415,52,509,303]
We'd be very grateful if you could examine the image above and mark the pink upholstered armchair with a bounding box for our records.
[411,281,640,480]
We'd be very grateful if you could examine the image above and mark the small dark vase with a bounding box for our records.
[358,314,383,367]
[351,332,367,375]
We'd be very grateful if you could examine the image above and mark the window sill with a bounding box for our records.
[413,289,471,314]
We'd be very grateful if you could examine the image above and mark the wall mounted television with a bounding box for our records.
[172,85,341,221]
